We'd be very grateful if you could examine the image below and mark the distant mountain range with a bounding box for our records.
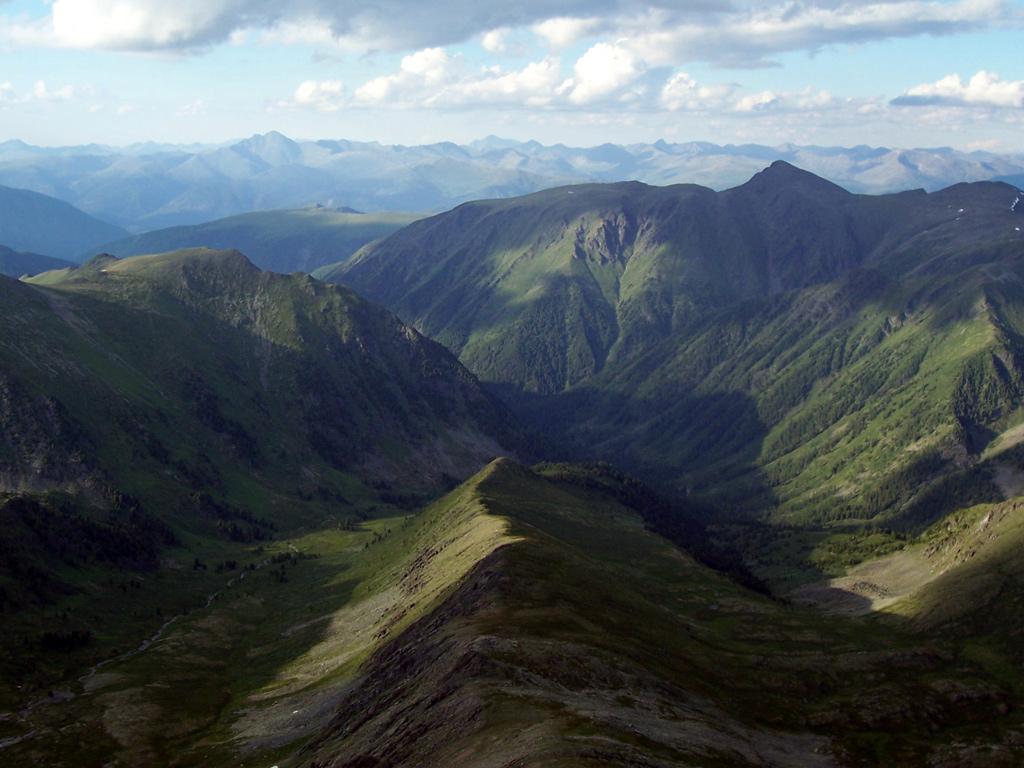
[2,132,1023,231]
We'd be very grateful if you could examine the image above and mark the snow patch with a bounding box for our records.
[1013,193,1021,212]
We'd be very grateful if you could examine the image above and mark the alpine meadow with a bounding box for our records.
[2,1,1024,766]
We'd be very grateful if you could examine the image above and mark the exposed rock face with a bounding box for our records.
[0,373,97,493]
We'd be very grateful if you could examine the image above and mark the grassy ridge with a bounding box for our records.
[7,460,1023,766]
[292,466,1024,765]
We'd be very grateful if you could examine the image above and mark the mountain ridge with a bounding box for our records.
[3,133,1024,230]
[324,164,1024,534]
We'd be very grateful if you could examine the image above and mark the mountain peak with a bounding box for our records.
[231,131,302,165]
[739,160,851,196]
[82,252,119,269]
[250,130,293,144]
[155,246,256,272]
[94,248,259,283]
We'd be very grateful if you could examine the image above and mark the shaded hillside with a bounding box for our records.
[0,249,523,705]
[0,245,74,277]
[9,249,519,496]
[98,207,420,273]
[0,185,126,260]
[326,165,1024,526]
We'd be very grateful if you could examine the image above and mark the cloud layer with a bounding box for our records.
[893,70,1024,108]
[2,1,1022,150]
[0,80,76,106]
[275,41,858,118]
[1,0,1015,66]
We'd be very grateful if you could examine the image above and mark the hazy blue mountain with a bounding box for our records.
[2,133,1023,231]
[97,207,421,273]
[0,244,74,277]
[996,172,1024,190]
[0,184,126,259]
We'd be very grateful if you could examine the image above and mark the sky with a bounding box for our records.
[0,0,1023,151]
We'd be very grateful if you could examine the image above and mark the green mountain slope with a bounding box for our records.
[6,460,1021,766]
[324,165,1024,528]
[0,248,523,707]
[0,185,126,260]
[794,494,1024,628]
[324,165,908,392]
[0,245,74,277]
[97,207,420,274]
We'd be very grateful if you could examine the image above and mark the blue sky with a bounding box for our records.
[1,0,1022,150]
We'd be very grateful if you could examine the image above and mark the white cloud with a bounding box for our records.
[258,19,339,48]
[893,70,1024,108]
[1,0,1011,63]
[532,16,601,48]
[567,42,643,105]
[283,79,345,111]
[734,90,780,113]
[442,58,564,107]
[32,80,74,101]
[48,0,241,50]
[281,42,866,117]
[660,72,735,111]
[613,0,1016,69]
[350,50,567,108]
[0,80,78,105]
[177,99,207,117]
[400,47,451,83]
[481,28,508,53]
[355,47,454,104]
[333,41,649,110]
[734,87,837,113]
